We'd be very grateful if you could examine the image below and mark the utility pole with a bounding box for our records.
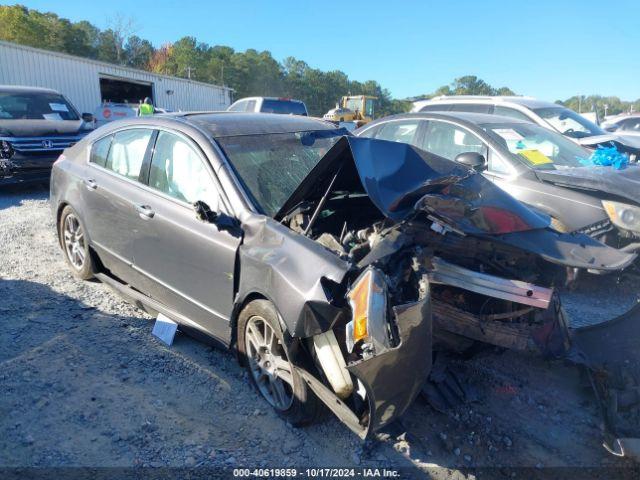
[185,66,195,79]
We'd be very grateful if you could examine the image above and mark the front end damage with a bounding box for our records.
[236,136,640,454]
[237,215,434,438]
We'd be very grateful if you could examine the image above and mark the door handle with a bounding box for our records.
[135,204,155,219]
[84,178,97,191]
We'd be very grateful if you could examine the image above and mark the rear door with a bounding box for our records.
[132,129,240,342]
[81,127,155,284]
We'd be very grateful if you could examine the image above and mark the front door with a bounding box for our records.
[132,130,240,342]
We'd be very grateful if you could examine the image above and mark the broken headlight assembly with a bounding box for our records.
[345,267,396,358]
[602,200,640,234]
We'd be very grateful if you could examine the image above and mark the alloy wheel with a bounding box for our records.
[244,315,295,411]
[63,213,86,270]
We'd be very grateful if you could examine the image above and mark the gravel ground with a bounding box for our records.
[0,187,638,477]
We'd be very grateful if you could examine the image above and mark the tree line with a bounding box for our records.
[1,5,637,119]
[0,5,407,116]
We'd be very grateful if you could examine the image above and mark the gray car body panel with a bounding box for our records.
[236,214,351,338]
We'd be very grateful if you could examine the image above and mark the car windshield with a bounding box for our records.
[533,106,605,138]
[216,130,344,216]
[0,91,79,121]
[261,99,307,116]
[482,122,592,170]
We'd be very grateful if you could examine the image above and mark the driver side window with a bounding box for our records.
[148,131,219,209]
[420,121,487,161]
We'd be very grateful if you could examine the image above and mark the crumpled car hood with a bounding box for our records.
[279,136,550,235]
[535,165,640,206]
[277,136,636,271]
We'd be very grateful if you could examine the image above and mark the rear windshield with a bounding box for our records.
[260,99,307,116]
[216,129,343,216]
[0,91,79,121]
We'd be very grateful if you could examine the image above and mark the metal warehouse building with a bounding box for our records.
[0,40,233,115]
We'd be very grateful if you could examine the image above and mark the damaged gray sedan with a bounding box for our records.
[50,113,640,450]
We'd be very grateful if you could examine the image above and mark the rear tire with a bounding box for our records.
[237,299,321,426]
[58,205,94,280]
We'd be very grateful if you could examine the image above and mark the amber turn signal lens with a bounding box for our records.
[348,269,372,342]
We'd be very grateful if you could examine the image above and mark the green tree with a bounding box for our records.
[124,35,154,69]
[96,29,119,63]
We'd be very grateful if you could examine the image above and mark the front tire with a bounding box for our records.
[58,205,94,280]
[237,299,321,426]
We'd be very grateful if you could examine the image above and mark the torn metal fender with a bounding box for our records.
[298,298,432,438]
[237,214,351,338]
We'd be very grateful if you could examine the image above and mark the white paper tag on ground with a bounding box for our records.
[152,313,178,345]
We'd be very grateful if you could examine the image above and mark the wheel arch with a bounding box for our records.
[55,201,70,249]
[230,290,290,359]
[56,201,103,274]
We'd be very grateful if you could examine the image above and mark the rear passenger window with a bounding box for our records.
[419,104,452,112]
[105,129,153,181]
[90,135,112,167]
[148,131,219,208]
[420,121,487,161]
[494,106,532,121]
[449,104,492,113]
[357,124,380,138]
[246,100,257,112]
[375,121,421,145]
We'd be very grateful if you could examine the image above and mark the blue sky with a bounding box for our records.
[8,0,640,100]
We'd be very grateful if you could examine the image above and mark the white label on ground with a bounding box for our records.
[152,313,178,345]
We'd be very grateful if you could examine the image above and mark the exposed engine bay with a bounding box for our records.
[258,136,640,458]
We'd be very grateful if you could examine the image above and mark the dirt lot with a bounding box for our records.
[1,187,638,478]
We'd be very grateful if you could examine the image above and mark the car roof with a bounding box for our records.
[367,111,531,128]
[0,85,61,95]
[177,112,335,137]
[415,95,560,110]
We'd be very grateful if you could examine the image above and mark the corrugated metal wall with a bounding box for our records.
[0,41,232,114]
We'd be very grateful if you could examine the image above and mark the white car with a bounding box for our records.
[601,114,640,136]
[412,96,640,159]
[227,97,308,116]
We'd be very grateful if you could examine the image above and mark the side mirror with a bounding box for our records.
[82,113,94,123]
[193,200,218,223]
[604,125,618,132]
[455,152,487,171]
[193,200,241,236]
